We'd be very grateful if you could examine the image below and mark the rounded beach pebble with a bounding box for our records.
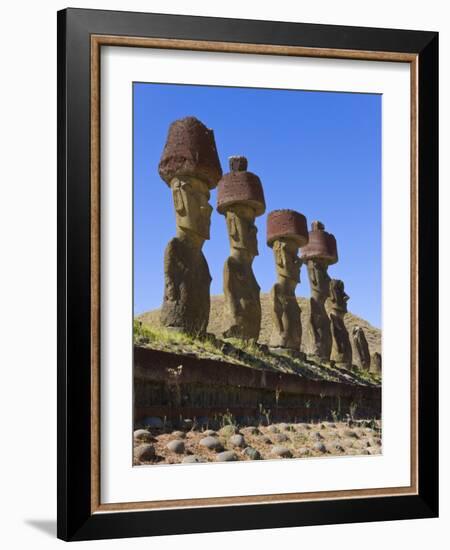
[133,429,153,443]
[244,447,261,460]
[271,446,292,458]
[199,436,223,450]
[229,434,246,447]
[134,444,155,461]
[166,440,185,454]
[242,426,261,435]
[216,451,238,462]
[313,442,327,453]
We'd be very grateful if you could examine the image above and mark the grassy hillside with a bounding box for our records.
[137,293,381,355]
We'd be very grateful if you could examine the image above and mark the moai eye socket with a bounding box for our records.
[173,185,186,215]
[228,214,239,242]
[179,180,192,194]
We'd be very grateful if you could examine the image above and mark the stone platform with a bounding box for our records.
[134,345,381,425]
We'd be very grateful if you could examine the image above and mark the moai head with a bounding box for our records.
[158,116,222,244]
[170,177,212,241]
[217,156,265,260]
[300,221,338,301]
[225,204,259,258]
[306,261,331,300]
[267,209,308,284]
[329,279,349,315]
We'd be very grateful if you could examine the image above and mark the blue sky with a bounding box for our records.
[133,83,381,328]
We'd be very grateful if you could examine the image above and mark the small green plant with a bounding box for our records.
[331,409,340,423]
[369,417,380,431]
[220,409,235,428]
[349,401,358,422]
[257,403,271,426]
[275,387,281,407]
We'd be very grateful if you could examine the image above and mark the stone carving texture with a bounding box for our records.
[351,326,371,370]
[329,279,352,367]
[370,352,382,375]
[217,156,265,340]
[266,209,308,350]
[158,117,222,334]
[300,221,337,360]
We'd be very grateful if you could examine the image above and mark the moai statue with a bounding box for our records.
[329,279,352,367]
[300,221,338,361]
[217,156,266,340]
[266,209,309,352]
[351,326,371,370]
[158,116,222,334]
[370,352,382,375]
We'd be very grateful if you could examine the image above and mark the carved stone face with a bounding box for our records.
[307,260,331,300]
[273,239,301,283]
[171,177,213,241]
[225,204,258,258]
[329,279,349,314]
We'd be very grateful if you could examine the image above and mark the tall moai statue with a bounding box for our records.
[158,116,222,334]
[217,156,266,341]
[300,221,338,361]
[351,326,371,370]
[266,209,309,352]
[329,279,352,367]
[370,352,382,375]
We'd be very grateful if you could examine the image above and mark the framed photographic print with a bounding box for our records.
[57,8,438,541]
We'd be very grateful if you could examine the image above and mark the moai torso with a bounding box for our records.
[330,314,352,364]
[158,117,222,335]
[223,255,261,340]
[161,237,212,334]
[269,283,301,349]
[370,351,382,375]
[351,326,371,370]
[329,279,352,367]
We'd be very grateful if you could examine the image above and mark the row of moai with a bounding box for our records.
[157,116,381,374]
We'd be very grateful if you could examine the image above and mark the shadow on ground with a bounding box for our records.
[25,519,56,538]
